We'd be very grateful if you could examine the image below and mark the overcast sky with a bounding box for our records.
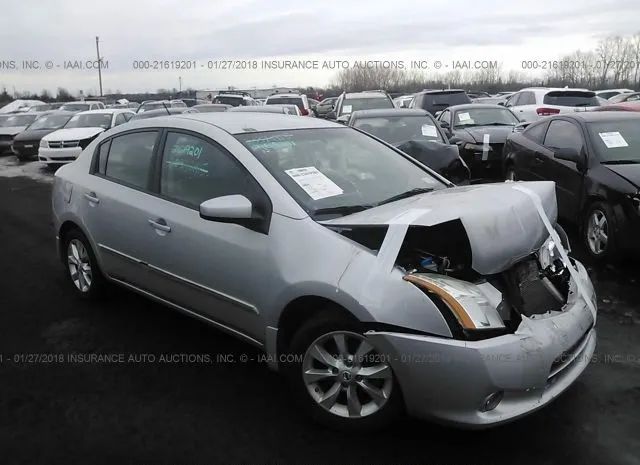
[1,0,639,95]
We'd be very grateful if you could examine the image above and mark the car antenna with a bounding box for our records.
[162,101,170,115]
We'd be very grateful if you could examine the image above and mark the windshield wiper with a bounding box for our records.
[602,160,640,165]
[377,187,434,206]
[312,204,373,217]
[481,122,516,126]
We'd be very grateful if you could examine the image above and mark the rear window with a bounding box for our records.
[340,97,393,115]
[267,97,303,107]
[422,92,471,108]
[213,96,244,106]
[543,92,599,107]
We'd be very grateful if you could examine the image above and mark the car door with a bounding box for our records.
[82,130,162,290]
[511,120,550,181]
[138,129,274,341]
[542,119,585,222]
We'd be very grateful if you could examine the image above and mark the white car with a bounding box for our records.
[59,101,106,112]
[39,109,134,165]
[595,88,635,100]
[504,88,600,122]
[265,93,313,116]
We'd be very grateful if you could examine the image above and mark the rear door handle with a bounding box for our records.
[148,218,171,233]
[84,192,100,204]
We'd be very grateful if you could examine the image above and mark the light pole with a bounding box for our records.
[95,36,103,97]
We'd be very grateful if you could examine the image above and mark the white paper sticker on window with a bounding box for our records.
[458,112,471,121]
[285,166,344,200]
[421,124,438,137]
[482,133,490,161]
[342,105,353,114]
[599,131,628,148]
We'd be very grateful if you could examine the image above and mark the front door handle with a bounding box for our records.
[84,192,100,204]
[148,218,171,233]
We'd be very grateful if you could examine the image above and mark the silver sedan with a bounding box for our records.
[52,113,597,429]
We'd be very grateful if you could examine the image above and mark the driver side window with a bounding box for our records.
[544,120,584,152]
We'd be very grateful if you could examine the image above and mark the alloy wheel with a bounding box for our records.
[587,209,608,255]
[302,331,393,418]
[67,239,92,292]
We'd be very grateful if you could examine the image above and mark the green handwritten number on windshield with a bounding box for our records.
[171,144,203,159]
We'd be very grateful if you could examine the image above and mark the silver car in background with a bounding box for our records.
[52,113,597,430]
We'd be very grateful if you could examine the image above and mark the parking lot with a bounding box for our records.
[0,155,638,465]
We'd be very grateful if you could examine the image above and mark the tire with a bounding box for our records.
[504,164,517,181]
[62,228,106,299]
[583,201,619,262]
[284,311,403,431]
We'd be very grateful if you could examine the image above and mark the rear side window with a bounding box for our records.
[523,122,547,143]
[104,131,158,189]
[160,132,252,207]
[543,92,599,107]
[544,120,584,151]
[267,97,303,107]
[419,92,471,108]
[518,92,536,105]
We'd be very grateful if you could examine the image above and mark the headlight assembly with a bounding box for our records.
[40,139,49,148]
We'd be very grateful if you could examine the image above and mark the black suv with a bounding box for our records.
[410,89,472,115]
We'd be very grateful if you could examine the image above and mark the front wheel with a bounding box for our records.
[284,313,402,430]
[583,201,618,261]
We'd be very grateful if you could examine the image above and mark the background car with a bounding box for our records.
[594,102,640,112]
[11,111,74,160]
[349,108,470,184]
[607,91,640,104]
[52,112,596,431]
[409,89,472,115]
[466,91,491,99]
[60,101,106,112]
[393,95,415,108]
[504,112,640,260]
[0,113,40,154]
[212,91,258,107]
[137,100,187,113]
[595,89,635,100]
[328,90,395,123]
[192,103,232,113]
[503,88,600,121]
[228,104,301,115]
[314,97,338,118]
[180,98,208,107]
[265,93,313,116]
[129,108,198,120]
[39,109,134,166]
[437,104,520,181]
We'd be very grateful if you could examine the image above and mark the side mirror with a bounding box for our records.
[497,101,505,106]
[336,114,350,125]
[439,120,450,129]
[200,195,253,221]
[326,110,337,120]
[554,147,586,171]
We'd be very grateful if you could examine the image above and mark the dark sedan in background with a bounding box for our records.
[409,89,471,115]
[0,113,40,154]
[349,108,470,184]
[12,111,74,160]
[437,104,520,181]
[503,112,640,261]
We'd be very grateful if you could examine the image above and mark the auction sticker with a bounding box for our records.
[342,105,353,114]
[599,132,628,148]
[285,166,343,200]
[421,124,438,137]
[458,112,471,121]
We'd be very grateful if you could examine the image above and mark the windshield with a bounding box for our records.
[353,116,444,145]
[0,114,38,127]
[236,128,445,219]
[453,107,519,127]
[213,96,244,106]
[340,97,393,115]
[588,119,640,163]
[65,113,112,129]
[543,92,599,107]
[27,114,72,130]
[60,103,91,112]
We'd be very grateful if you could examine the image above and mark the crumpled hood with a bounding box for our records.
[457,126,515,144]
[605,164,640,189]
[0,126,28,136]
[43,127,105,141]
[323,181,558,275]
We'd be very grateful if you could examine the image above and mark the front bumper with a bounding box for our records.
[39,146,82,165]
[368,260,596,428]
[12,141,39,158]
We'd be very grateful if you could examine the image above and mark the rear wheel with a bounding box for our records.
[284,312,402,430]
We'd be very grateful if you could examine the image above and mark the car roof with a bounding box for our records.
[344,91,389,99]
[75,109,132,115]
[351,108,429,118]
[149,112,340,134]
[446,104,508,111]
[417,89,466,94]
[267,93,303,98]
[551,111,640,123]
